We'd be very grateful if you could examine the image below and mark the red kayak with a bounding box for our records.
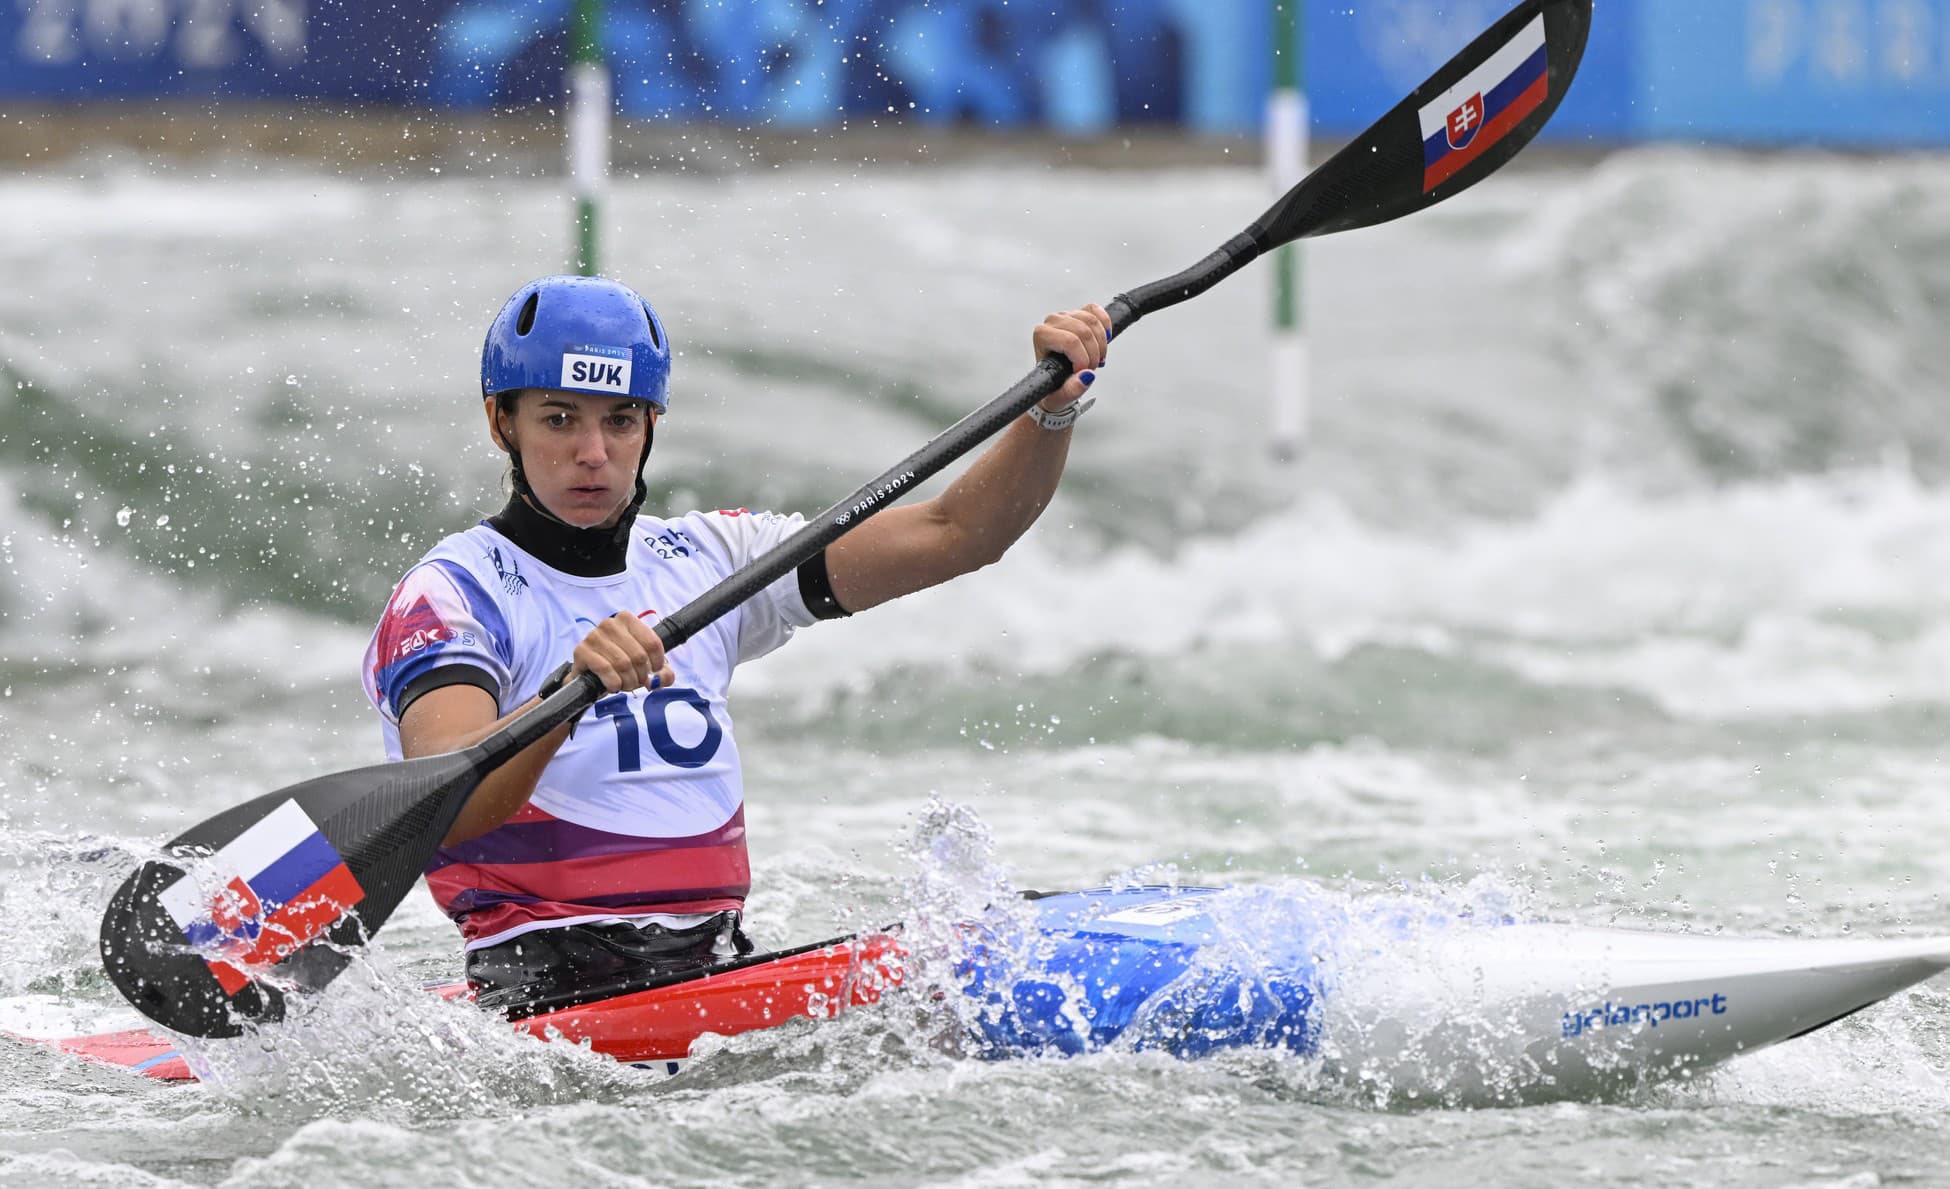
[20,932,906,1083]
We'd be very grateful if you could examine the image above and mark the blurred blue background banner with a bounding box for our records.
[1634,0,1950,145]
[0,0,1945,146]
[1306,0,1637,140]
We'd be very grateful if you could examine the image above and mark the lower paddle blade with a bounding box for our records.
[98,750,480,1038]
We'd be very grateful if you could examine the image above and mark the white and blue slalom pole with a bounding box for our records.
[568,0,608,275]
[1267,0,1309,462]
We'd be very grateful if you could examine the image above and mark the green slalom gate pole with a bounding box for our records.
[568,0,607,275]
[1267,0,1308,462]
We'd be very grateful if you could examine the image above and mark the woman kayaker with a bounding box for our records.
[361,275,1108,1009]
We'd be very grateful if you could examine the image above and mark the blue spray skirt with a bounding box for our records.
[956,887,1320,1059]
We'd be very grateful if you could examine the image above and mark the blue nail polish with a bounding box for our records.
[650,676,662,691]
[1080,370,1096,386]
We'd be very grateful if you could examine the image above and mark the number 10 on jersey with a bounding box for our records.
[591,689,724,771]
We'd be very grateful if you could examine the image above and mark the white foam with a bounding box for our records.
[743,467,1950,721]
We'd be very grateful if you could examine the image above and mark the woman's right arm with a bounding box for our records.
[401,683,573,846]
[400,611,676,846]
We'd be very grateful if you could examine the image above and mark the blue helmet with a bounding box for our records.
[481,275,672,412]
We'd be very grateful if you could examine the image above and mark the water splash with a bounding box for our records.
[0,829,145,1001]
[1127,877,1561,1108]
[182,953,653,1125]
[894,809,1585,1107]
[896,797,1040,1055]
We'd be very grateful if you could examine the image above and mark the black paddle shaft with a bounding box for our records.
[100,0,1591,1039]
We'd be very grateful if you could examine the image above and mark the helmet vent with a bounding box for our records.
[641,302,663,350]
[515,292,540,336]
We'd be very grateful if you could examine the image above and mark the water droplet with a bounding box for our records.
[154,514,170,527]
[115,506,132,527]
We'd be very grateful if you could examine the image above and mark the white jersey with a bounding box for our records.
[361,508,822,947]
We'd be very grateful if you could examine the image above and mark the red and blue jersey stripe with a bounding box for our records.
[425,803,751,946]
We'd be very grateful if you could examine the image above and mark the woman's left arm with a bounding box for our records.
[824,303,1110,613]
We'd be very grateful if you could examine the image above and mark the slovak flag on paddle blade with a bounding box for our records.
[156,800,366,996]
[1418,14,1548,193]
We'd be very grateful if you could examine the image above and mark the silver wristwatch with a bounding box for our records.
[1027,395,1095,431]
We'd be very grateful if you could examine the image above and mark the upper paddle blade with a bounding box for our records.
[98,750,479,1038]
[1253,0,1593,248]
